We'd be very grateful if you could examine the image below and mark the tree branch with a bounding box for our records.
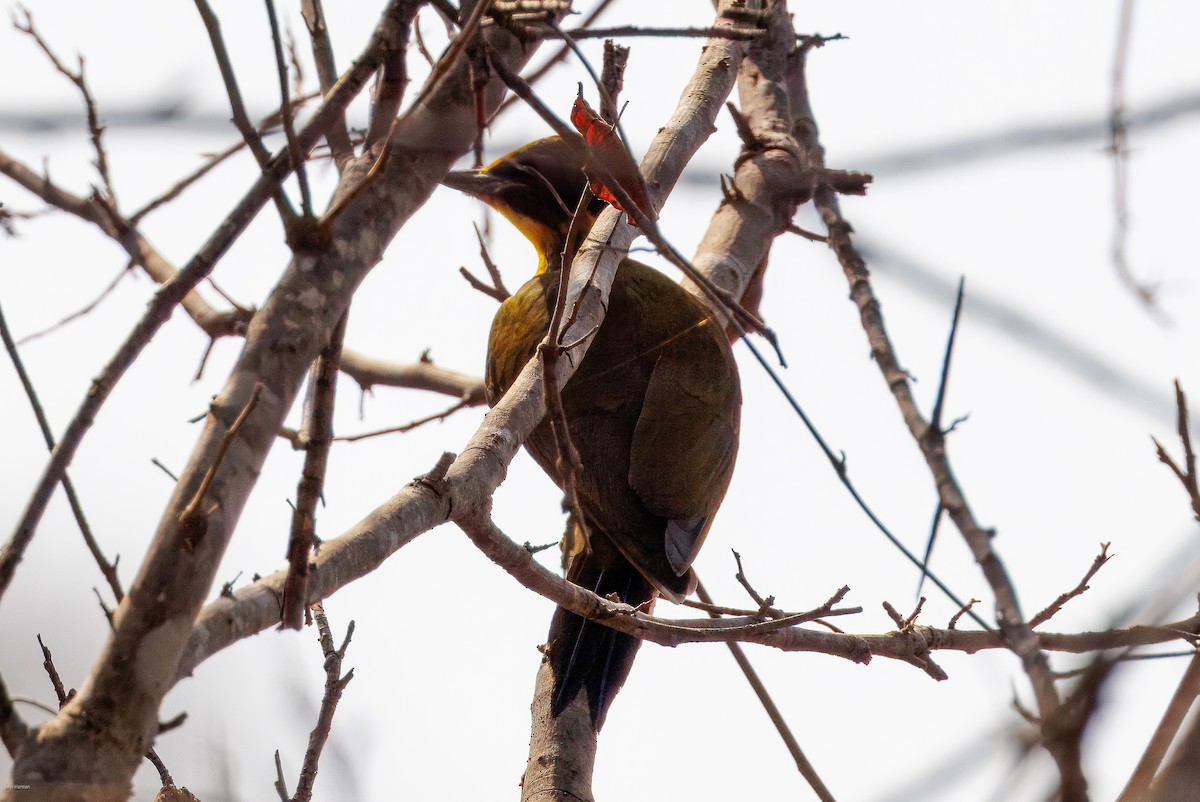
[300,0,354,167]
[790,35,1085,800]
[7,0,451,789]
[3,0,416,609]
[281,312,348,629]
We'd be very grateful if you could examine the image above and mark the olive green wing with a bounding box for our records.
[629,327,741,577]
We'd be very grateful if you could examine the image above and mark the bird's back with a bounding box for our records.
[486,257,740,726]
[486,258,740,598]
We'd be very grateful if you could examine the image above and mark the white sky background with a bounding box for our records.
[2,1,1199,800]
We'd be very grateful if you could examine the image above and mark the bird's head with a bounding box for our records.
[442,137,608,273]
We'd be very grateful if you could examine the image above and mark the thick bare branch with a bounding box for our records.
[8,0,442,788]
[4,0,416,611]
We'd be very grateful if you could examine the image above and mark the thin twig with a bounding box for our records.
[731,549,774,611]
[9,695,56,716]
[4,6,411,595]
[914,501,943,601]
[192,0,295,222]
[291,604,355,802]
[300,0,353,167]
[281,311,348,630]
[915,278,965,598]
[193,0,272,168]
[549,24,768,41]
[1108,0,1164,319]
[1029,543,1113,628]
[948,598,981,630]
[178,384,264,547]
[12,8,117,205]
[494,0,617,118]
[37,635,69,706]
[413,10,436,66]
[1152,380,1200,523]
[325,399,471,443]
[695,580,837,802]
[266,0,314,218]
[15,262,133,346]
[130,92,321,224]
[146,749,175,787]
[0,300,124,601]
[930,277,966,432]
[274,750,290,802]
[785,221,827,242]
[537,188,594,537]
[286,26,305,98]
[458,221,509,301]
[150,458,180,482]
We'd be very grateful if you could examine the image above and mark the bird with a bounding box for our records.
[443,137,741,729]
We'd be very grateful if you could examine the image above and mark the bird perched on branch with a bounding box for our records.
[443,137,741,730]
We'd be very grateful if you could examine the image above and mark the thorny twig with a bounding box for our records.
[38,634,176,784]
[300,0,354,167]
[1029,543,1114,628]
[1152,381,1200,523]
[493,0,618,118]
[324,399,471,444]
[458,221,509,301]
[12,8,117,204]
[193,0,295,221]
[178,384,264,547]
[281,311,348,630]
[291,604,355,802]
[266,0,314,217]
[131,91,321,224]
[6,2,411,585]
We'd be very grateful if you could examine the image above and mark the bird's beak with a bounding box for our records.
[441,169,511,203]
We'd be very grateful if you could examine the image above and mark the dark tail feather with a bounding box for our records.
[547,548,654,730]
